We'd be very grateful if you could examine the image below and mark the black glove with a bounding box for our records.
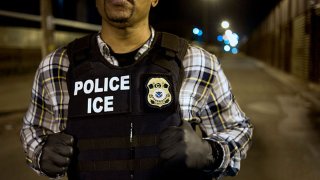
[159,120,215,170]
[40,133,74,178]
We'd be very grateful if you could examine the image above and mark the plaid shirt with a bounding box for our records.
[21,29,253,178]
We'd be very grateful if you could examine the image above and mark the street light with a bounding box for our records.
[224,45,231,52]
[225,29,233,36]
[221,21,230,29]
[193,27,203,37]
[217,20,241,54]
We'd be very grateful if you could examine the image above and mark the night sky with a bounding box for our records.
[0,0,281,42]
[151,0,281,40]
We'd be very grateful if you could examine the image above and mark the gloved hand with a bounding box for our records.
[159,120,215,170]
[40,133,74,178]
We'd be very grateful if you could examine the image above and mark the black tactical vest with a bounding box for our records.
[65,32,194,180]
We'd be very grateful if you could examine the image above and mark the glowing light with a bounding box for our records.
[221,21,230,29]
[219,28,240,50]
[193,27,203,37]
[224,32,239,47]
[229,38,238,47]
[232,48,238,54]
[198,30,203,36]
[225,30,233,37]
[217,35,223,42]
[223,35,228,40]
[233,33,239,40]
[224,45,231,52]
[193,28,200,35]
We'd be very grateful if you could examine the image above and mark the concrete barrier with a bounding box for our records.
[0,26,88,76]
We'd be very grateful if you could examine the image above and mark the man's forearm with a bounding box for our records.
[204,119,253,177]
[20,121,50,174]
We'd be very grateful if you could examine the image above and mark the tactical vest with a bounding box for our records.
[65,32,192,180]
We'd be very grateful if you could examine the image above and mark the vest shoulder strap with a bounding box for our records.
[153,32,189,83]
[66,33,96,95]
[67,32,189,68]
[160,32,189,63]
[150,32,189,97]
[66,33,95,67]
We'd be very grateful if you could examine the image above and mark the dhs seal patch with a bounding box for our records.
[146,77,172,108]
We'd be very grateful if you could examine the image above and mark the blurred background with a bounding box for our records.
[0,0,320,179]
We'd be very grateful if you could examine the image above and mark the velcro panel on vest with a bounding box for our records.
[68,61,132,118]
[67,81,131,118]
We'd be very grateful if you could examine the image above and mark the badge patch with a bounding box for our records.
[146,77,172,108]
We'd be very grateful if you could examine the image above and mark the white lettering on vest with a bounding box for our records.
[84,80,94,94]
[121,75,130,90]
[74,75,130,95]
[74,75,130,114]
[87,96,114,113]
[104,96,114,112]
[87,98,92,113]
[104,77,109,92]
[109,77,119,91]
[74,81,83,96]
[94,78,103,93]
[93,97,103,113]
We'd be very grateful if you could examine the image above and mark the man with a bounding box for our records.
[21,0,253,179]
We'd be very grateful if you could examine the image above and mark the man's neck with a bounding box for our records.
[100,21,151,54]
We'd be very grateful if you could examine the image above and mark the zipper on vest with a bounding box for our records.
[130,122,135,179]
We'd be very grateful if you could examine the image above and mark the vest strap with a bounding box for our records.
[67,33,94,67]
[154,32,189,89]
[78,135,159,150]
[160,32,189,63]
[66,33,96,95]
[79,158,159,171]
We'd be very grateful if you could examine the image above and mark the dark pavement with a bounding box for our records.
[222,55,320,180]
[0,54,319,180]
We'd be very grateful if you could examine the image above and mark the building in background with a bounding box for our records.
[245,0,320,84]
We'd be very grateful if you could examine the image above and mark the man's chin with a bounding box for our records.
[109,17,130,23]
[107,18,132,28]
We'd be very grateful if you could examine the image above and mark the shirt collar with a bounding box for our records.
[97,27,155,62]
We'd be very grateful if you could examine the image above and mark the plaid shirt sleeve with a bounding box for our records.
[180,45,253,178]
[20,47,69,174]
